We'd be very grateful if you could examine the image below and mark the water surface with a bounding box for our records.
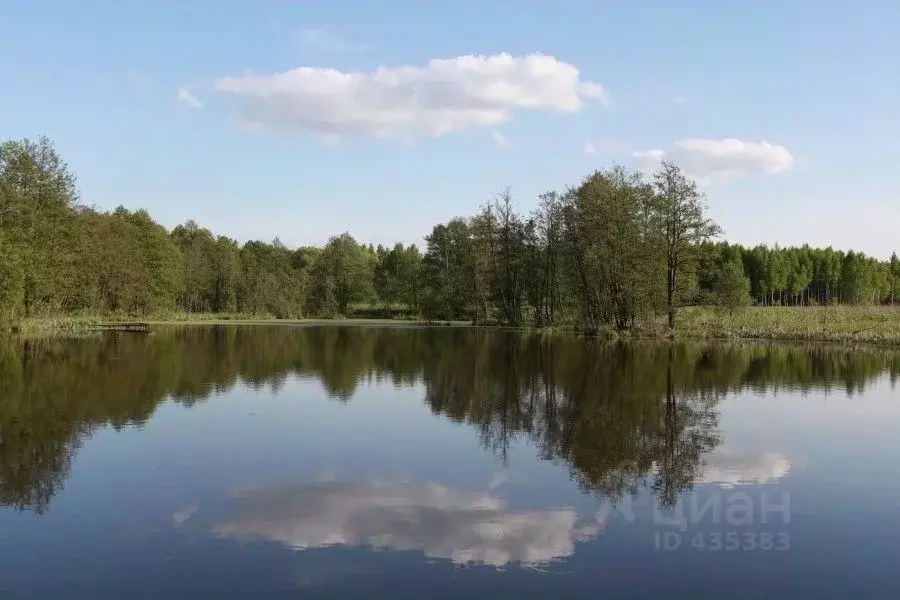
[1,326,899,598]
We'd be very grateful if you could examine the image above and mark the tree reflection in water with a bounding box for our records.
[1,326,897,515]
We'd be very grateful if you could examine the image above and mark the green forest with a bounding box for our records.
[2,136,898,333]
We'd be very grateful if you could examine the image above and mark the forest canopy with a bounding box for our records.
[1,136,898,331]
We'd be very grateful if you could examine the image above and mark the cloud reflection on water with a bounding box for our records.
[204,482,603,567]
[700,449,792,488]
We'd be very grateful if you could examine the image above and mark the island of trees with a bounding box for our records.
[1,136,898,334]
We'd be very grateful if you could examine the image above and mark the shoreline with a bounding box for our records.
[6,306,900,347]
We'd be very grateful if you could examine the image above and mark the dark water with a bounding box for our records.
[1,326,899,599]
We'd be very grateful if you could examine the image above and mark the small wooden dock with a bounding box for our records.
[94,322,151,333]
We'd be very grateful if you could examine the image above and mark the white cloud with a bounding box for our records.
[699,449,792,488]
[632,148,666,160]
[204,482,602,567]
[214,53,609,139]
[491,130,509,147]
[177,87,203,109]
[172,505,198,526]
[295,28,369,53]
[633,138,794,183]
[583,140,596,154]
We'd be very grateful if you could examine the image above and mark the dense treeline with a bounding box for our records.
[695,242,899,307]
[3,326,898,514]
[2,137,898,331]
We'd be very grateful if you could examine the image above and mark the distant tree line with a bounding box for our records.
[2,137,898,331]
[695,241,899,307]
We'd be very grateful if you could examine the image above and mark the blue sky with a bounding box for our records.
[1,0,897,256]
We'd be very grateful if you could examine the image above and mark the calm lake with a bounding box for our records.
[1,326,899,599]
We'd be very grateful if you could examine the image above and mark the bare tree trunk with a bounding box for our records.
[667,260,676,329]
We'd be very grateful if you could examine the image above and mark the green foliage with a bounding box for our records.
[891,252,900,305]
[0,136,81,315]
[694,242,894,309]
[238,240,306,318]
[562,166,661,331]
[477,189,530,325]
[1,135,897,332]
[715,259,752,314]
[373,243,422,313]
[0,233,24,324]
[309,233,375,317]
[123,209,183,313]
[650,162,722,328]
[421,218,475,320]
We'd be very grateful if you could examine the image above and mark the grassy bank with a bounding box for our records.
[673,305,900,345]
[7,313,465,336]
[9,315,104,337]
[149,317,430,327]
[8,306,900,346]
